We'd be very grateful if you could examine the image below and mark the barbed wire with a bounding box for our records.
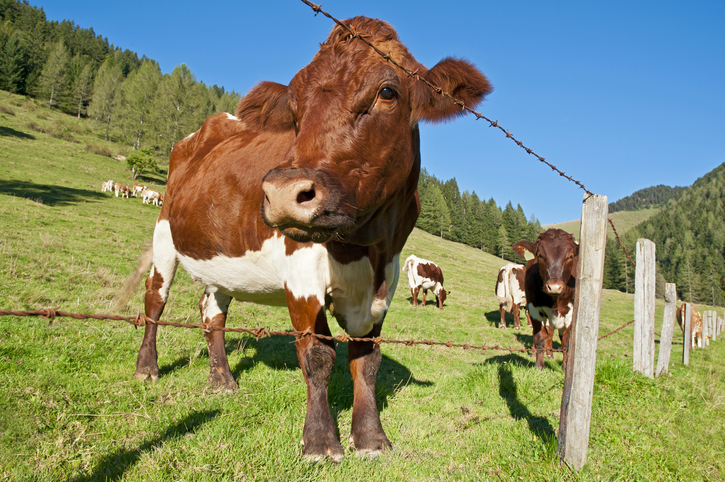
[0,308,641,357]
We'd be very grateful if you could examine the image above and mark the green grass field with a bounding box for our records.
[543,207,661,241]
[1,91,724,481]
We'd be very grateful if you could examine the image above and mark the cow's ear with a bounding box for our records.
[512,241,536,261]
[236,81,295,132]
[412,57,492,123]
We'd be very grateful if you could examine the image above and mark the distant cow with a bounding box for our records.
[513,229,578,371]
[142,189,163,206]
[131,183,147,197]
[101,180,114,192]
[114,183,130,198]
[130,16,491,462]
[402,255,449,308]
[676,303,704,349]
[494,262,532,330]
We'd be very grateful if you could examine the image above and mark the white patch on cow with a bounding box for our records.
[152,220,180,302]
[176,233,327,307]
[327,255,399,337]
[225,113,239,121]
[527,302,573,330]
[199,290,231,322]
[404,254,444,297]
[184,130,196,140]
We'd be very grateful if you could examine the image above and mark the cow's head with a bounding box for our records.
[237,17,492,244]
[512,229,578,296]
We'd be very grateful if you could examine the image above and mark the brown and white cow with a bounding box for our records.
[101,180,114,192]
[402,254,448,308]
[142,188,163,206]
[114,183,130,198]
[133,17,491,462]
[494,262,532,330]
[513,229,578,371]
[676,302,704,349]
[131,183,147,197]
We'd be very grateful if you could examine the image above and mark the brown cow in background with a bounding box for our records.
[676,302,704,349]
[494,262,532,330]
[513,229,578,371]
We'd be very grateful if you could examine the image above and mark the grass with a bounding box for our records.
[1,90,724,480]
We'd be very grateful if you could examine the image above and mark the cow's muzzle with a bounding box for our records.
[261,167,354,243]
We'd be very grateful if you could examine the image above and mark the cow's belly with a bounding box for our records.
[528,303,573,330]
[177,234,330,307]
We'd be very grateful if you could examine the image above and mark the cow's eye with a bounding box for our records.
[379,87,397,100]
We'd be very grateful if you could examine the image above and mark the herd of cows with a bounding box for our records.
[101,179,164,206]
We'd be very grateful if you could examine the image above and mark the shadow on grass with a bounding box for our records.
[0,179,105,206]
[0,126,35,139]
[71,409,219,482]
[483,355,556,440]
[404,296,445,308]
[484,309,531,329]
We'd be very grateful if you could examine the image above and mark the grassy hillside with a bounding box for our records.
[1,91,724,480]
[543,207,661,240]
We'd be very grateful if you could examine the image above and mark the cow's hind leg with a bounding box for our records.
[134,223,179,381]
[512,304,521,330]
[199,290,237,391]
[349,322,391,457]
[499,305,507,329]
[286,292,343,462]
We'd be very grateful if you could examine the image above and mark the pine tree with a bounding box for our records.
[87,58,122,140]
[36,40,69,108]
[69,58,93,118]
[121,59,161,149]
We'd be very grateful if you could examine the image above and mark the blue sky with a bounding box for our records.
[31,0,725,225]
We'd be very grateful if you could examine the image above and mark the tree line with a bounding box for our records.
[608,184,684,213]
[0,0,241,155]
[603,163,725,306]
[416,168,542,261]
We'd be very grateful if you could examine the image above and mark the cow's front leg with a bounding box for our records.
[559,327,571,372]
[349,323,391,457]
[512,304,521,330]
[531,319,547,369]
[199,290,237,391]
[421,289,428,307]
[287,292,343,463]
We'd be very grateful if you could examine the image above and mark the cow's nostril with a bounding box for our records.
[297,189,316,204]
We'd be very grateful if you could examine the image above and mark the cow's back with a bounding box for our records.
[161,114,295,259]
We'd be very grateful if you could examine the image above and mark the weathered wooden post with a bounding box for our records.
[683,303,691,366]
[558,193,607,471]
[711,311,717,342]
[633,239,656,378]
[703,310,710,347]
[656,283,677,377]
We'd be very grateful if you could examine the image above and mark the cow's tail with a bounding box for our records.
[114,243,154,310]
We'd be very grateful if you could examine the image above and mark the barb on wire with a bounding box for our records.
[598,320,634,341]
[299,0,592,196]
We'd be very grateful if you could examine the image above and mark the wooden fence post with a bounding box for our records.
[633,239,656,378]
[704,310,710,347]
[683,303,691,366]
[656,283,677,377]
[558,193,607,471]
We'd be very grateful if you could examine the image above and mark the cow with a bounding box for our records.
[676,302,704,349]
[130,16,491,462]
[513,229,578,371]
[131,183,147,197]
[101,180,114,192]
[494,262,532,330]
[142,188,163,206]
[401,254,448,308]
[114,183,130,198]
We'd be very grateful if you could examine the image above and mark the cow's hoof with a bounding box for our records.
[350,433,391,457]
[302,441,344,464]
[208,372,238,392]
[133,368,159,382]
[499,324,507,330]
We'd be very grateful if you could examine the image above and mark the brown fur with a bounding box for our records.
[676,303,704,349]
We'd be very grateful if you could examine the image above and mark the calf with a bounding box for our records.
[114,183,130,198]
[494,262,532,330]
[132,16,491,462]
[676,303,704,349]
[131,183,147,197]
[513,229,578,371]
[101,180,114,192]
[402,255,448,308]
